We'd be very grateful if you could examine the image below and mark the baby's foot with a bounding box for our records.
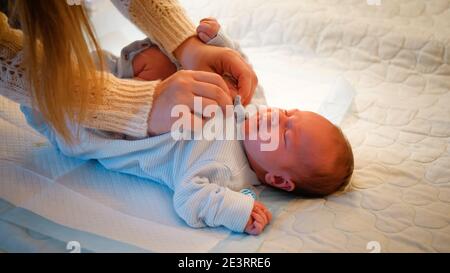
[132,46,177,81]
[197,18,221,43]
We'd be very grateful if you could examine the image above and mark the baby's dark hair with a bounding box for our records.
[292,129,354,197]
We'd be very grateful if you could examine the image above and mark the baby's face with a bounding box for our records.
[243,108,343,192]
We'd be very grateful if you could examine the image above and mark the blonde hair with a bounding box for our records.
[13,0,104,143]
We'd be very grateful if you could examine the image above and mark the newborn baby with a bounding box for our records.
[24,19,354,236]
[119,18,355,233]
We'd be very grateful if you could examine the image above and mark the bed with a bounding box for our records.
[0,0,449,252]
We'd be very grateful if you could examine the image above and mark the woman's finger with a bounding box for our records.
[198,97,219,114]
[218,52,256,104]
[191,112,206,134]
[237,59,258,105]
[192,80,232,109]
[175,93,219,122]
[192,70,230,96]
[235,55,257,105]
[177,112,204,135]
[223,75,239,98]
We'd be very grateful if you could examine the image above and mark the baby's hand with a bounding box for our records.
[244,201,273,235]
[197,18,221,43]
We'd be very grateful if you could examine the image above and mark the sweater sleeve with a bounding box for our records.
[111,0,196,58]
[0,12,157,137]
[173,164,254,233]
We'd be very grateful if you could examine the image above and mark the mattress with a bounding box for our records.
[1,0,449,252]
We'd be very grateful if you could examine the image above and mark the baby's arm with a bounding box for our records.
[174,165,271,234]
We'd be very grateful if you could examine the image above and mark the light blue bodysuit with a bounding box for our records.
[21,30,267,233]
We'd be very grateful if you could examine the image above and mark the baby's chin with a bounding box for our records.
[241,114,261,152]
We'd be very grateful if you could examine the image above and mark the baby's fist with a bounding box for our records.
[197,18,221,43]
[244,201,272,235]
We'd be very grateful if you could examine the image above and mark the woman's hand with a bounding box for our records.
[174,37,258,106]
[147,70,232,136]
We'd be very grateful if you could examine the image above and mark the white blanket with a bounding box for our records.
[178,0,449,252]
[1,0,449,252]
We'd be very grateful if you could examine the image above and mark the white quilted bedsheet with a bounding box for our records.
[178,0,450,252]
[0,0,449,252]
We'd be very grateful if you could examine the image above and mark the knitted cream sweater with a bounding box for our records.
[0,0,196,137]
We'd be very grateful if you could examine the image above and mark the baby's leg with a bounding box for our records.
[91,40,177,81]
[106,38,178,81]
[132,46,177,81]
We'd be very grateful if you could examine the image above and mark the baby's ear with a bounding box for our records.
[265,173,296,192]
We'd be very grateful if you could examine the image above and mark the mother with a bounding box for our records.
[0,0,257,142]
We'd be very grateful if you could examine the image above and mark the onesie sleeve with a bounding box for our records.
[173,163,254,233]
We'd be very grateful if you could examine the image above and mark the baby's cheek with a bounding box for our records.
[251,147,273,168]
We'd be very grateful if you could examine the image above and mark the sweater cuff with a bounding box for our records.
[221,189,255,233]
[129,0,196,56]
[83,75,160,138]
[0,12,24,55]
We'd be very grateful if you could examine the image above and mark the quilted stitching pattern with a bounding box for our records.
[0,0,448,252]
[179,0,450,252]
